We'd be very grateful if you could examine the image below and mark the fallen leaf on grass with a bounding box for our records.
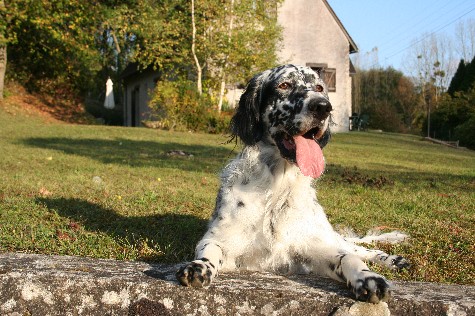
[39,187,52,197]
[56,230,76,241]
[437,193,456,198]
[68,221,80,231]
[373,225,401,231]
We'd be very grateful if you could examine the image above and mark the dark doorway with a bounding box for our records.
[131,86,140,127]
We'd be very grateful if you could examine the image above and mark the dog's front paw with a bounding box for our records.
[388,255,410,271]
[176,260,213,287]
[352,271,391,303]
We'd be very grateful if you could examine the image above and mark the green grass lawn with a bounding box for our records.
[0,107,474,285]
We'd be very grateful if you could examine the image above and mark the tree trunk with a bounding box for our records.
[217,0,235,112]
[217,76,226,112]
[111,30,121,54]
[191,0,202,95]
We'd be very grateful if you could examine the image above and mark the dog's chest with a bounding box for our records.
[230,165,315,237]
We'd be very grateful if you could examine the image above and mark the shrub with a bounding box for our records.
[149,80,233,134]
[424,84,475,147]
[206,110,233,134]
[454,114,475,150]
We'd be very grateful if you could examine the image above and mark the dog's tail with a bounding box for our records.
[339,227,409,244]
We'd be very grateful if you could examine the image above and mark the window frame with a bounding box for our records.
[306,63,336,92]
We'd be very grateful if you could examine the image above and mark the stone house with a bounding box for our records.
[277,0,358,132]
[121,63,160,127]
[122,0,358,131]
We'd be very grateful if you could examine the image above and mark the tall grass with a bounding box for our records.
[0,107,474,284]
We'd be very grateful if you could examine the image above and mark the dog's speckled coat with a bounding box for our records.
[176,65,409,303]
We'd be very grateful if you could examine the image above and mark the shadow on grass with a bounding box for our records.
[21,137,474,188]
[36,197,207,263]
[22,137,234,172]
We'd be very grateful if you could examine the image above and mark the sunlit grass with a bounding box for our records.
[0,107,474,284]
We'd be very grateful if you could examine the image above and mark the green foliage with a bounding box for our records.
[111,0,282,93]
[5,0,103,94]
[426,84,475,148]
[194,0,283,88]
[447,59,466,96]
[454,114,475,149]
[149,79,231,134]
[2,0,283,124]
[424,94,467,140]
[460,55,475,93]
[117,0,189,71]
[448,56,475,97]
[353,67,420,133]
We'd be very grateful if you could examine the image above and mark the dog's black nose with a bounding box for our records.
[308,98,332,117]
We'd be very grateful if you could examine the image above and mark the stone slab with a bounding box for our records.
[0,253,473,316]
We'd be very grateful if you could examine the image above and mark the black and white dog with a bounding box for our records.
[176,65,409,303]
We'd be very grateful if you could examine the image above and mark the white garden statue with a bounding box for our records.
[104,78,115,109]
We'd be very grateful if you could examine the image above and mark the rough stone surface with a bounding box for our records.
[0,253,473,316]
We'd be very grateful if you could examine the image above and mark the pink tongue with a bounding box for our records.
[294,135,325,178]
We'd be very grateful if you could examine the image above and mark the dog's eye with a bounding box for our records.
[315,85,324,92]
[278,82,292,90]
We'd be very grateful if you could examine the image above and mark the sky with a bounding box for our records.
[327,0,475,73]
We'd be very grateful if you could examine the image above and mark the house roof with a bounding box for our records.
[120,62,141,80]
[322,0,358,54]
[120,62,159,81]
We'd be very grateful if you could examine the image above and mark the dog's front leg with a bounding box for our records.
[325,250,391,303]
[176,201,252,287]
[176,166,266,287]
[176,240,223,287]
[304,245,391,303]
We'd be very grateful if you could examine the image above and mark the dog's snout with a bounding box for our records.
[308,98,332,116]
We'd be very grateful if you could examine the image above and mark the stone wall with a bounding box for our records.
[0,253,473,315]
[278,0,354,132]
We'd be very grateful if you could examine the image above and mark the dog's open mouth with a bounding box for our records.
[276,127,327,179]
[281,127,323,150]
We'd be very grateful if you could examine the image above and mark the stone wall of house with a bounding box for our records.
[278,0,353,132]
[123,70,159,127]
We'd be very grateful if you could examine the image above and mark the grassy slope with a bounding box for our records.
[0,106,474,285]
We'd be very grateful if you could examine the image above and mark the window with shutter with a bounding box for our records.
[306,63,336,92]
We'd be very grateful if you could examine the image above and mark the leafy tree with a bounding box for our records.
[454,114,475,149]
[423,94,464,140]
[459,55,475,93]
[352,67,420,133]
[119,0,189,72]
[446,56,475,98]
[2,0,283,123]
[5,1,104,91]
[447,59,466,96]
[192,0,283,109]
[2,0,156,107]
[425,83,475,148]
[396,75,420,129]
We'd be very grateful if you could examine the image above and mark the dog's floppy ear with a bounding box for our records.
[230,71,268,145]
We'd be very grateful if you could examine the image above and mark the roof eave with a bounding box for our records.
[322,0,359,54]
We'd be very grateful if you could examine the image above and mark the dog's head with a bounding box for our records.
[231,64,332,178]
